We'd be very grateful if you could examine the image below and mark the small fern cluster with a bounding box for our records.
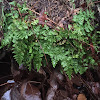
[1,1,100,79]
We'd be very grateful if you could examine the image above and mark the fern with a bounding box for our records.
[1,1,100,79]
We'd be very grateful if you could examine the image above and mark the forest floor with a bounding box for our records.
[0,0,100,100]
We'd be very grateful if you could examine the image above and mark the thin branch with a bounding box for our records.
[28,81,41,84]
[30,0,40,9]
[66,39,77,50]
[0,82,14,87]
[17,8,23,20]
[84,1,100,10]
[0,82,8,86]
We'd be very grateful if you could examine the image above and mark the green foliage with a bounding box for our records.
[0,0,2,2]
[1,2,99,79]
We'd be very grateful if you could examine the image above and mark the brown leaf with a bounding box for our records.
[46,72,58,100]
[72,8,80,15]
[77,94,87,100]
[58,17,65,29]
[21,82,42,100]
[38,9,47,26]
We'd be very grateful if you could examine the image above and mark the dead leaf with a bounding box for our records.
[77,94,87,100]
[46,72,58,100]
[72,8,80,15]
[21,82,42,100]
[38,9,47,26]
[66,10,70,18]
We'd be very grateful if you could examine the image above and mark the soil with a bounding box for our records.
[0,0,100,100]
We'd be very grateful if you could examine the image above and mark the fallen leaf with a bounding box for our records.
[38,9,47,26]
[77,94,87,100]
[21,82,42,100]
